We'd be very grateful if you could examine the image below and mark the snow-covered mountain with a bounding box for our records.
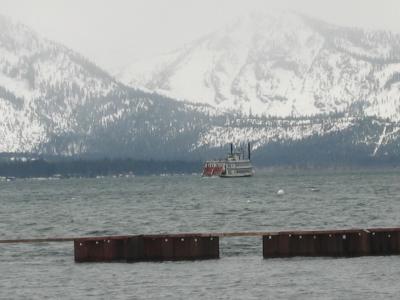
[0,14,217,158]
[1,13,400,165]
[117,12,400,120]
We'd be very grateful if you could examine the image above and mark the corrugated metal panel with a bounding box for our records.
[75,234,219,263]
[263,228,400,258]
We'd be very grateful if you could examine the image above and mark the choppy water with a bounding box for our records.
[1,169,400,299]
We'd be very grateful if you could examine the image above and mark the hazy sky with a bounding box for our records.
[1,0,400,71]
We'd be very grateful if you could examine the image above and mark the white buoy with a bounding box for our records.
[277,189,285,195]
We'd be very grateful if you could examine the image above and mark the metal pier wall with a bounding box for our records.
[263,228,400,258]
[3,227,399,262]
[74,234,219,262]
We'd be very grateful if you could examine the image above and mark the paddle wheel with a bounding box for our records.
[202,161,224,177]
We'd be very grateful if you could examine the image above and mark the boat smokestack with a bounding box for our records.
[248,142,251,160]
[230,143,233,155]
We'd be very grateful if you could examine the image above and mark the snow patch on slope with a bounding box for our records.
[118,12,400,121]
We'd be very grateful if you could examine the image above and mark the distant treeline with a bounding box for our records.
[0,158,202,178]
[253,128,400,168]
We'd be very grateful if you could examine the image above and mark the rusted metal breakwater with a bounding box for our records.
[74,234,219,262]
[2,227,400,262]
[262,228,400,258]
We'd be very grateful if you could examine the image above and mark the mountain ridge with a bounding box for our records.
[117,12,400,120]
[1,13,400,164]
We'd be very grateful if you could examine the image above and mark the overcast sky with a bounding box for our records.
[1,0,400,71]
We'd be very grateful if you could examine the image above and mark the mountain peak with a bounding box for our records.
[1,12,400,162]
[117,11,400,120]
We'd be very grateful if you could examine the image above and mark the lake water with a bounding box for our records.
[1,169,400,299]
